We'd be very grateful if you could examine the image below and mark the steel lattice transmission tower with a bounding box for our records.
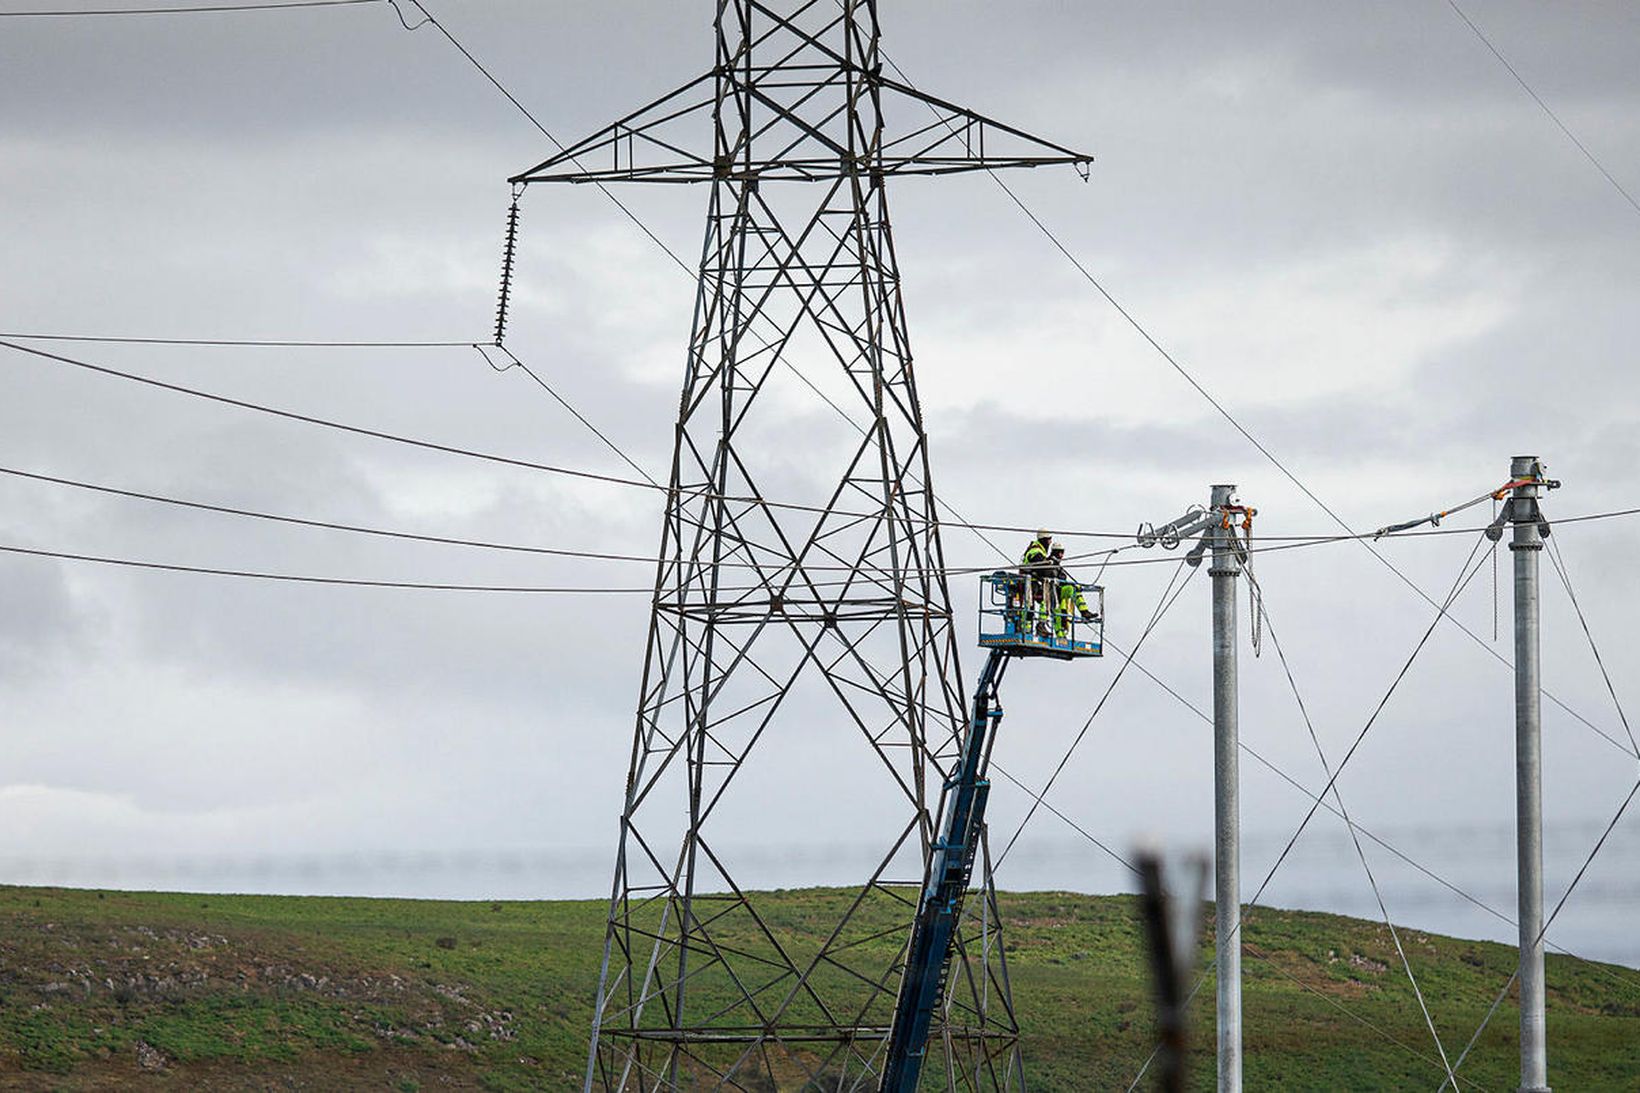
[513,4,1088,1089]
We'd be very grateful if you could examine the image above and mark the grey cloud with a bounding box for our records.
[0,554,90,677]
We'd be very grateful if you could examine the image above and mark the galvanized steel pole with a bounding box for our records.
[1511,455,1550,1093]
[1209,483,1242,1092]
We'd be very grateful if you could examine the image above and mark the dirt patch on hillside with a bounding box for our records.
[1245,943,1379,999]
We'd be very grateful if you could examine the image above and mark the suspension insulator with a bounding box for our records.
[493,196,522,346]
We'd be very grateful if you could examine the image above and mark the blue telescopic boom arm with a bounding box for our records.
[879,646,1012,1092]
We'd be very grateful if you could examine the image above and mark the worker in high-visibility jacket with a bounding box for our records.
[1049,541,1097,638]
[1019,529,1054,637]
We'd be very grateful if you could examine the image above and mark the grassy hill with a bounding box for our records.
[0,885,1635,1090]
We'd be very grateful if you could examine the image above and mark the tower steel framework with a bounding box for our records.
[512,4,1089,1088]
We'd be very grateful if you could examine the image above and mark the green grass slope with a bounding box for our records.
[0,885,1635,1090]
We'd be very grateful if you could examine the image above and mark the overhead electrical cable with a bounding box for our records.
[988,763,1135,876]
[1108,632,1628,984]
[2,336,1083,538]
[0,543,659,593]
[19,339,1638,556]
[1,337,663,492]
[399,0,699,285]
[992,558,1199,870]
[978,160,1640,758]
[870,45,1637,764]
[33,336,1624,554]
[0,542,967,595]
[474,344,660,488]
[1442,0,1640,223]
[1438,774,1640,1091]
[0,332,473,347]
[2,460,1426,582]
[1251,572,1460,1082]
[0,461,1076,575]
[1122,539,1499,1093]
[0,464,667,564]
[1124,938,1457,1092]
[1239,536,1493,918]
[0,0,374,14]
[1546,536,1640,758]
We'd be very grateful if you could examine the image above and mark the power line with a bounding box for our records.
[993,558,1199,869]
[0,463,669,563]
[2,337,661,491]
[0,462,1374,579]
[0,541,951,594]
[1098,622,1635,985]
[13,344,1640,553]
[4,337,999,535]
[0,461,983,573]
[1442,0,1640,223]
[1252,569,1459,1080]
[1241,536,1493,913]
[979,147,1634,760]
[873,43,1635,763]
[1120,541,1500,1092]
[0,542,656,593]
[401,0,699,284]
[0,332,474,347]
[1442,775,1640,1090]
[0,0,373,14]
[1547,537,1640,757]
[1436,533,1640,1086]
[40,335,1635,552]
[474,344,660,488]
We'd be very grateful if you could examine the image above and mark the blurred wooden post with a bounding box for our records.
[1137,847,1210,1093]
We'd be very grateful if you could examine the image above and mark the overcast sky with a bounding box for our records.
[2,0,1639,979]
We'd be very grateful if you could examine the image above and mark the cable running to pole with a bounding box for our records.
[474,344,660,488]
[992,559,1199,870]
[0,543,658,593]
[1545,537,1640,758]
[1438,773,1640,1090]
[0,332,473,347]
[870,44,1629,762]
[1442,0,1640,224]
[1120,537,1498,1093]
[39,334,1611,553]
[0,0,373,14]
[1250,572,1459,1084]
[1239,535,1493,919]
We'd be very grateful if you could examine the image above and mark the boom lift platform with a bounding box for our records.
[880,574,1104,1091]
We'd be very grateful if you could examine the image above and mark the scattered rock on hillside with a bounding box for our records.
[135,1039,170,1071]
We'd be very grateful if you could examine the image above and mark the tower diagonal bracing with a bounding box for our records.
[516,4,1090,1089]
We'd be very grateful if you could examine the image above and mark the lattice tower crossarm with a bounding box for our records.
[513,4,1091,1089]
